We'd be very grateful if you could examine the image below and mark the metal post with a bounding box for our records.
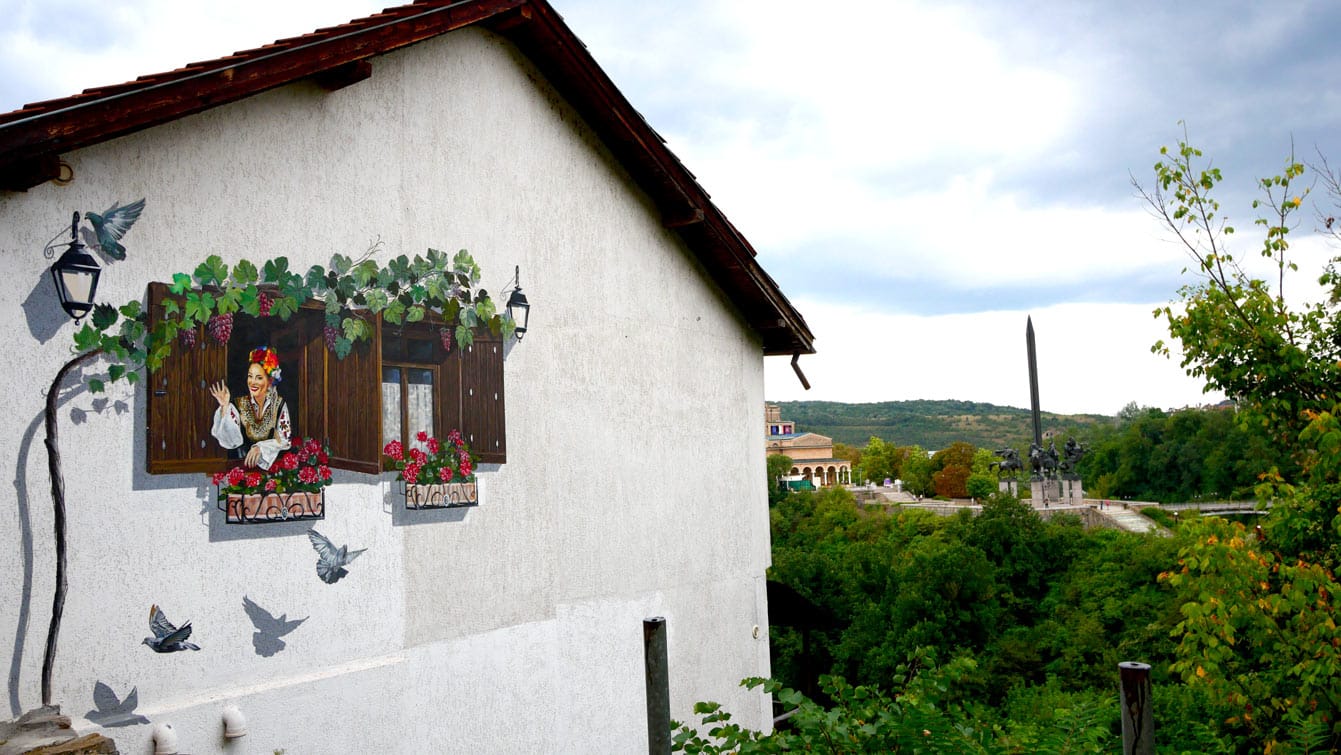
[1119,661,1153,755]
[644,617,670,754]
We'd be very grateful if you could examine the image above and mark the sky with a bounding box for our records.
[5,0,1341,415]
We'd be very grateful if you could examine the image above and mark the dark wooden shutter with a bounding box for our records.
[145,283,229,474]
[460,332,506,464]
[304,310,382,473]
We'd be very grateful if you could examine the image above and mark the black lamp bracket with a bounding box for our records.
[42,211,82,260]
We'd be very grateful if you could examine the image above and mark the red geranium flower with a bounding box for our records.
[383,440,404,461]
[228,467,246,486]
[298,466,318,484]
[427,437,440,454]
[403,462,421,485]
[212,471,227,486]
[320,466,332,481]
[265,478,278,492]
[409,448,427,465]
[306,438,321,454]
[245,471,263,488]
[282,453,300,471]
[318,451,329,464]
[439,466,454,482]
[416,430,429,443]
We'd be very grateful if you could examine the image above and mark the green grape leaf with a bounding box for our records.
[73,324,102,352]
[194,255,228,287]
[232,259,259,285]
[91,303,119,331]
[270,295,299,321]
[262,257,290,284]
[364,288,389,313]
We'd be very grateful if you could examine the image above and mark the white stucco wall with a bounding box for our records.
[0,27,774,753]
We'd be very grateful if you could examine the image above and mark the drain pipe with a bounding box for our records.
[1119,661,1153,755]
[644,617,670,754]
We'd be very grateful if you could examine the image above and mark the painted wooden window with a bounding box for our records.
[144,283,506,474]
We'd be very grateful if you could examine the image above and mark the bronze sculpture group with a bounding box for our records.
[992,438,1084,481]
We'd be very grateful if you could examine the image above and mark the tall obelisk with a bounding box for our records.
[1026,316,1042,450]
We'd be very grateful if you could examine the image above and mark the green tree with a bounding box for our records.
[1139,132,1340,451]
[1139,131,1341,751]
[900,446,933,496]
[767,453,793,501]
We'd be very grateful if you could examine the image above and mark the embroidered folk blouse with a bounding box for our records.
[211,391,292,470]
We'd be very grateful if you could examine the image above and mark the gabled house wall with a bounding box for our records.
[0,26,774,752]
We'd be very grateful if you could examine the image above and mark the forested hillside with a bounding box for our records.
[773,399,1110,449]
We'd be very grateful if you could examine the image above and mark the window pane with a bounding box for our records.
[382,367,402,449]
[407,338,435,362]
[408,368,434,447]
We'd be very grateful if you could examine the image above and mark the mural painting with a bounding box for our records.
[307,529,365,584]
[141,606,199,653]
[85,682,149,728]
[242,596,307,657]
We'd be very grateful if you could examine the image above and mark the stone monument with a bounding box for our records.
[1024,317,1085,506]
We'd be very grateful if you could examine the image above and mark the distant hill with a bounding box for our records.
[773,399,1113,451]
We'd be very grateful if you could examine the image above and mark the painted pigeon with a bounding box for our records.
[242,595,307,657]
[308,529,365,584]
[85,681,149,727]
[84,198,145,260]
[142,604,200,652]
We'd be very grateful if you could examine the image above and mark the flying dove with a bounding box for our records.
[308,529,365,584]
[84,198,145,260]
[85,681,149,727]
[142,604,200,652]
[242,595,307,657]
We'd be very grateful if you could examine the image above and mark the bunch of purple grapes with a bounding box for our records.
[439,327,453,353]
[323,324,340,352]
[178,326,197,348]
[207,313,233,345]
[257,292,273,317]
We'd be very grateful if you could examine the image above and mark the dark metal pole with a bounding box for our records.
[1119,661,1154,755]
[41,348,102,706]
[1026,316,1042,448]
[644,617,670,754]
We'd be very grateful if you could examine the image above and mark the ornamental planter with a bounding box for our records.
[404,481,477,509]
[219,489,325,524]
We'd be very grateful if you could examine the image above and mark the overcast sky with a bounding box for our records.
[5,0,1340,415]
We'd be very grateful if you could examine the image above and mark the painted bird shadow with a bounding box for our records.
[242,595,306,658]
[85,681,149,727]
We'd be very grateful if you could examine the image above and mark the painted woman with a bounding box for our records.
[209,346,292,469]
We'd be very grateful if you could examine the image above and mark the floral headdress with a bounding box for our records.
[248,346,282,383]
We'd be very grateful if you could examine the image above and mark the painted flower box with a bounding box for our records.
[385,430,479,511]
[209,437,332,524]
[404,481,478,509]
[221,490,325,524]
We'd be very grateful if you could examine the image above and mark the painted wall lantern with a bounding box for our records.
[49,212,101,323]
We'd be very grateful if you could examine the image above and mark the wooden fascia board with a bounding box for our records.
[0,0,524,172]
